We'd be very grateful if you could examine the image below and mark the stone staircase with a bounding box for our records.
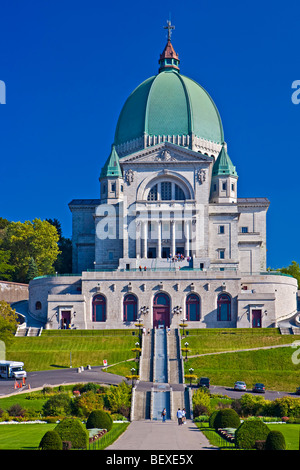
[132,328,191,421]
[15,326,43,337]
[167,329,183,384]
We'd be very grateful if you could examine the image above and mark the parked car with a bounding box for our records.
[199,377,210,389]
[234,381,246,391]
[295,387,300,395]
[252,383,265,393]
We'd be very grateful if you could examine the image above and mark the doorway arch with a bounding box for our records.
[153,293,170,328]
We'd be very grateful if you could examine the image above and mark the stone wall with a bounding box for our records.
[0,281,29,304]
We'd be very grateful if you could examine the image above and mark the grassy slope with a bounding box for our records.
[181,329,300,392]
[6,330,139,371]
[5,328,300,391]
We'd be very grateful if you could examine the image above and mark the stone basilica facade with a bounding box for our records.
[29,25,298,330]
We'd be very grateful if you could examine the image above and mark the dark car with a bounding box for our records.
[252,383,265,393]
[295,387,300,395]
[199,377,210,389]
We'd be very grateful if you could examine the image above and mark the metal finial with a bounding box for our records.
[164,20,175,41]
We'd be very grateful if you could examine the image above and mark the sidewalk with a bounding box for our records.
[107,419,218,450]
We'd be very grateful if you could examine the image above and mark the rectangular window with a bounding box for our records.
[108,251,113,260]
[219,225,225,234]
[222,182,227,191]
[111,183,116,192]
[161,182,172,200]
[219,250,225,259]
[231,183,235,191]
[241,227,248,233]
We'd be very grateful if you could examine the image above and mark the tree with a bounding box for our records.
[0,301,19,346]
[47,218,72,274]
[26,257,39,282]
[279,260,300,288]
[0,249,14,281]
[2,219,60,283]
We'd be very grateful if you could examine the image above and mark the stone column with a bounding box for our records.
[171,220,176,256]
[143,221,148,258]
[185,220,190,257]
[157,221,162,258]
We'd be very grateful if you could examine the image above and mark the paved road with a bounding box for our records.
[0,366,126,396]
[0,367,297,399]
[107,419,217,451]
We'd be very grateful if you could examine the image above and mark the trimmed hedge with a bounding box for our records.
[86,410,113,431]
[213,409,240,430]
[39,430,63,450]
[265,430,286,450]
[55,418,89,449]
[235,419,270,449]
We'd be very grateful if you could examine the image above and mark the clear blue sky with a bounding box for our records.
[0,0,299,269]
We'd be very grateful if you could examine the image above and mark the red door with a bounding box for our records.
[252,309,262,328]
[153,293,170,328]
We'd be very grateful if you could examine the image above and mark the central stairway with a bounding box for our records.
[131,328,192,422]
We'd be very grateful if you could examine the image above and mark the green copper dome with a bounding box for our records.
[114,69,224,150]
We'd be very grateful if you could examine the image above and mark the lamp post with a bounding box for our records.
[131,367,136,387]
[189,368,194,387]
[184,342,189,361]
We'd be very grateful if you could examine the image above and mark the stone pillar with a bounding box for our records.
[143,221,148,258]
[171,220,176,257]
[185,220,190,257]
[157,221,162,258]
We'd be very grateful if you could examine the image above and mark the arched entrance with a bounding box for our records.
[153,293,170,328]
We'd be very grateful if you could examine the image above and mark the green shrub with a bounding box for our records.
[209,410,219,428]
[86,410,113,431]
[104,381,131,415]
[235,419,270,449]
[265,430,286,450]
[213,409,240,430]
[192,388,211,417]
[42,393,72,417]
[239,394,267,417]
[55,418,89,449]
[39,430,62,450]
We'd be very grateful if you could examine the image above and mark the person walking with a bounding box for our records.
[161,408,167,422]
[182,408,186,424]
[177,408,183,425]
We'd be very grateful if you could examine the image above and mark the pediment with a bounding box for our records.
[120,142,214,165]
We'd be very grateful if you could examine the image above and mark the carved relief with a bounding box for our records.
[197,168,206,184]
[125,169,134,185]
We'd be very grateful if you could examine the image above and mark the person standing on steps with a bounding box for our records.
[177,408,183,425]
[161,408,167,422]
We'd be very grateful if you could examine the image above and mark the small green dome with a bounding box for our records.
[114,69,224,149]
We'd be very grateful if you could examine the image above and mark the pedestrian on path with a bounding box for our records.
[177,408,183,425]
[161,408,167,422]
[182,408,186,424]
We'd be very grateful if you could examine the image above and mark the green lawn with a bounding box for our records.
[0,423,56,450]
[182,329,300,392]
[6,330,140,371]
[268,424,300,450]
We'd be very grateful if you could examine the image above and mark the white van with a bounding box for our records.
[0,361,27,380]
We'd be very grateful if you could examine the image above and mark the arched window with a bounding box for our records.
[186,294,200,321]
[217,294,231,321]
[123,294,137,322]
[92,295,106,322]
[153,293,170,306]
[35,301,42,311]
[147,182,187,201]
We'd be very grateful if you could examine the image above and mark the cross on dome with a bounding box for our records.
[164,20,175,41]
